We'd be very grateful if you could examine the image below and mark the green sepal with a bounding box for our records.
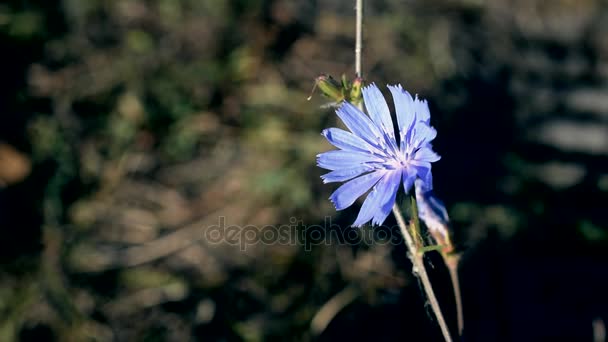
[349,77,363,106]
[314,74,345,102]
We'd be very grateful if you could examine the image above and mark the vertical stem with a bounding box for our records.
[409,193,422,247]
[445,255,464,335]
[355,0,363,77]
[393,204,452,342]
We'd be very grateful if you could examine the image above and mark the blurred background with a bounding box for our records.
[1,0,607,341]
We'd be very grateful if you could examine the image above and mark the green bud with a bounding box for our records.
[349,77,363,106]
[308,74,345,103]
[341,74,349,91]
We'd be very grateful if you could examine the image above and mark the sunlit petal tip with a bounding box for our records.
[350,220,366,228]
[362,82,379,91]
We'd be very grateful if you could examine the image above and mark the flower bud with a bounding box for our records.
[308,74,345,103]
[349,77,363,106]
[415,179,454,253]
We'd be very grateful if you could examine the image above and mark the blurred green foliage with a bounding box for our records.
[0,0,607,341]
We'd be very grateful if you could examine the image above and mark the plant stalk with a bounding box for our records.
[392,204,452,342]
[444,253,463,335]
[355,0,363,77]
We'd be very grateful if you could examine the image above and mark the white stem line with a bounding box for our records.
[392,204,453,342]
[355,0,363,77]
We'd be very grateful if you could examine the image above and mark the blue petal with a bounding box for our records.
[352,170,400,227]
[317,150,383,171]
[329,171,385,210]
[413,146,441,163]
[413,96,431,124]
[411,161,433,188]
[335,102,383,147]
[322,128,376,153]
[424,193,449,224]
[415,179,449,232]
[321,164,374,183]
[402,167,417,194]
[363,84,395,139]
[388,84,415,142]
[412,122,437,148]
[371,170,401,226]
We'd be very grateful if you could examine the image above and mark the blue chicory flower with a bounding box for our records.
[317,83,441,227]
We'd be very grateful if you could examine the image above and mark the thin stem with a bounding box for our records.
[355,0,363,77]
[409,193,422,248]
[392,204,452,342]
[445,254,464,335]
[310,285,359,336]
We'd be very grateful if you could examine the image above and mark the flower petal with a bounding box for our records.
[335,102,383,147]
[402,167,417,194]
[413,96,430,124]
[415,179,449,234]
[352,170,400,227]
[413,146,441,163]
[411,161,433,188]
[322,128,377,153]
[321,164,374,183]
[317,150,383,171]
[329,170,386,210]
[388,84,415,141]
[412,122,437,148]
[371,170,401,226]
[363,84,395,139]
